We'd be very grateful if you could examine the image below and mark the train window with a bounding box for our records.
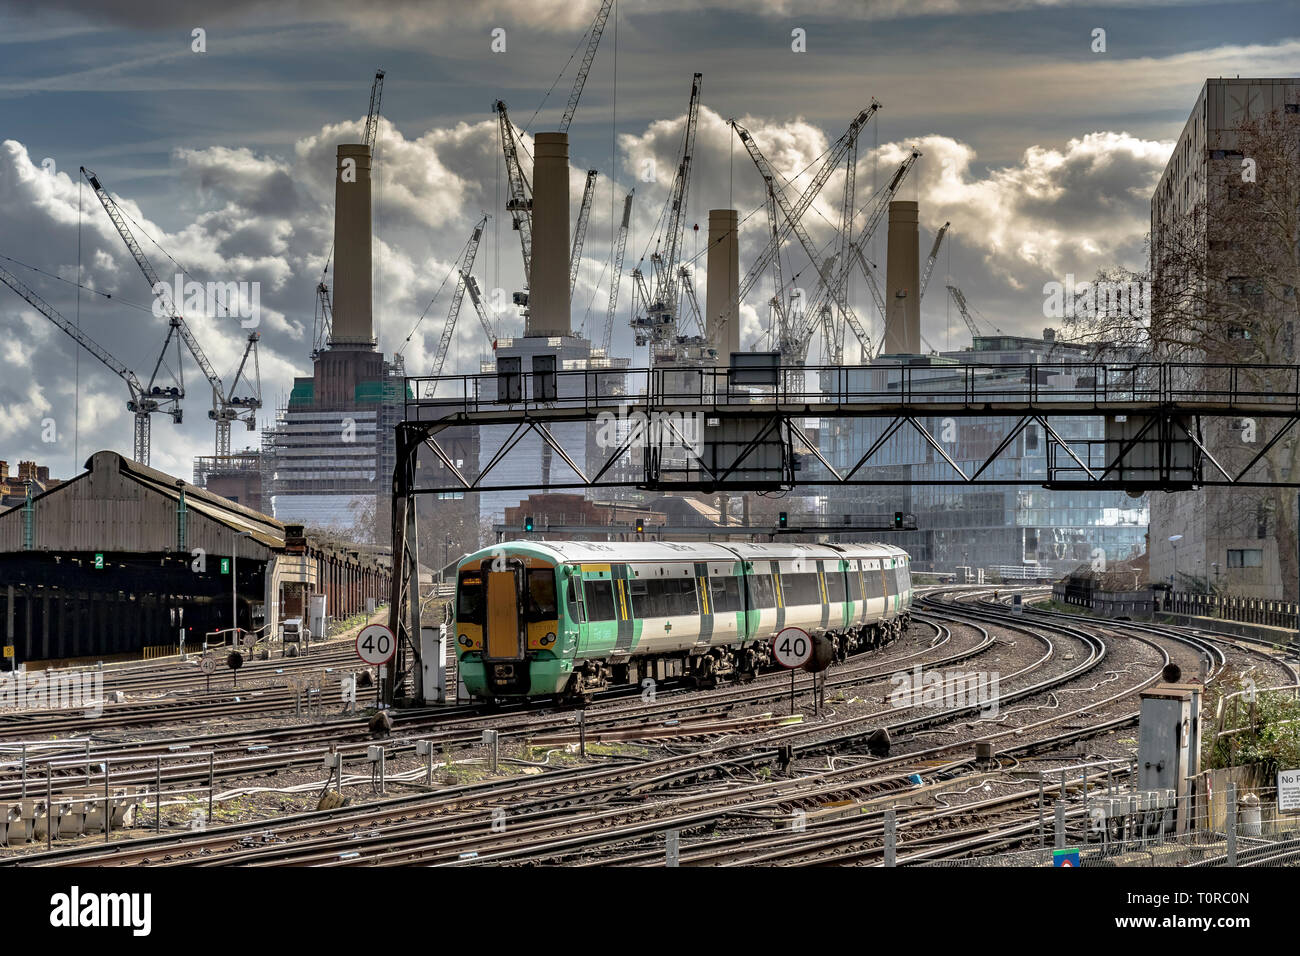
[526,569,558,622]
[709,576,743,614]
[825,569,846,603]
[584,579,618,621]
[633,577,697,618]
[747,574,777,608]
[864,567,884,599]
[456,572,485,623]
[566,578,585,622]
[847,568,862,601]
[781,572,820,606]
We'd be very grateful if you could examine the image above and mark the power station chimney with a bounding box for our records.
[527,132,571,337]
[330,144,374,348]
[884,200,920,354]
[706,209,740,360]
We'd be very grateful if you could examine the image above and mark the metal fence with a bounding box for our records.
[1166,590,1299,631]
[911,779,1300,867]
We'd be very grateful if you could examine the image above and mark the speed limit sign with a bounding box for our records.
[771,627,812,669]
[356,624,396,666]
[199,655,217,675]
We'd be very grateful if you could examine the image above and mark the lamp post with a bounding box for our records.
[233,530,253,642]
[1168,535,1183,603]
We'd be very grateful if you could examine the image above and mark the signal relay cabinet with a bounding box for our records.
[420,625,448,704]
[1137,684,1201,833]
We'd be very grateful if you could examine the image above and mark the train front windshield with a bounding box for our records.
[457,571,484,624]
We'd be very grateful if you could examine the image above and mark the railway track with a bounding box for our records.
[4,588,1257,867]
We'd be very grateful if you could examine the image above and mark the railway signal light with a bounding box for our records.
[894,511,904,529]
[524,515,534,532]
[635,518,645,534]
[779,512,788,529]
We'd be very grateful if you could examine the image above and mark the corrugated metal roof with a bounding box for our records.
[110,452,286,549]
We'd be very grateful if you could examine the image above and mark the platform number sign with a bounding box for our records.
[93,553,104,570]
[771,627,813,669]
[220,558,230,575]
[356,623,396,666]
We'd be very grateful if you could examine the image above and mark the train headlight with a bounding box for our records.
[458,634,471,648]
[541,632,556,646]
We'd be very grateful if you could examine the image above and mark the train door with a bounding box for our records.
[482,558,525,660]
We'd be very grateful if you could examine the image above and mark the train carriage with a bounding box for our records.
[452,539,911,704]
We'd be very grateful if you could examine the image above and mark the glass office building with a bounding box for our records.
[816,333,1149,576]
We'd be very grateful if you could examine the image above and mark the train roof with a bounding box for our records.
[463,539,909,566]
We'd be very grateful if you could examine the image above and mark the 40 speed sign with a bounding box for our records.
[356,623,396,666]
[771,627,813,669]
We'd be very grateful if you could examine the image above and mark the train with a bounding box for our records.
[451,540,913,704]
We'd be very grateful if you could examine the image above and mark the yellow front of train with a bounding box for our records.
[452,543,577,700]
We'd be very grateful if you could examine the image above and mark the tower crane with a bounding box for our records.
[919,221,949,301]
[81,167,262,458]
[789,149,923,361]
[313,282,333,360]
[559,0,615,133]
[0,262,183,465]
[363,69,385,151]
[464,273,496,347]
[733,103,880,319]
[733,108,879,358]
[570,169,598,296]
[946,285,998,341]
[637,72,702,359]
[429,215,490,383]
[601,190,634,354]
[840,150,922,327]
[494,100,533,310]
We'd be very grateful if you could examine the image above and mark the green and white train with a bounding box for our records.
[453,540,912,704]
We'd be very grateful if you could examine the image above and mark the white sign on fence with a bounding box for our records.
[1279,768,1300,813]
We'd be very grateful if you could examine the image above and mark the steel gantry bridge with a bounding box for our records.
[383,357,1300,703]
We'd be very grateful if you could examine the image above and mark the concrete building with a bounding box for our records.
[0,459,59,510]
[1147,77,1300,597]
[0,450,389,666]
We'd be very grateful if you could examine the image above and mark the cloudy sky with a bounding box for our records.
[0,0,1297,480]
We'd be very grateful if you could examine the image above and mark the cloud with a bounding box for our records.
[8,0,1211,31]
[0,75,1176,479]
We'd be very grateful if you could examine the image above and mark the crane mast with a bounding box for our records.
[494,101,534,310]
[313,282,333,358]
[920,221,949,301]
[558,0,615,133]
[643,72,702,359]
[430,215,489,383]
[363,69,385,151]
[733,110,877,358]
[0,262,183,465]
[802,149,921,354]
[734,101,880,306]
[601,190,634,354]
[946,285,996,341]
[570,169,598,296]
